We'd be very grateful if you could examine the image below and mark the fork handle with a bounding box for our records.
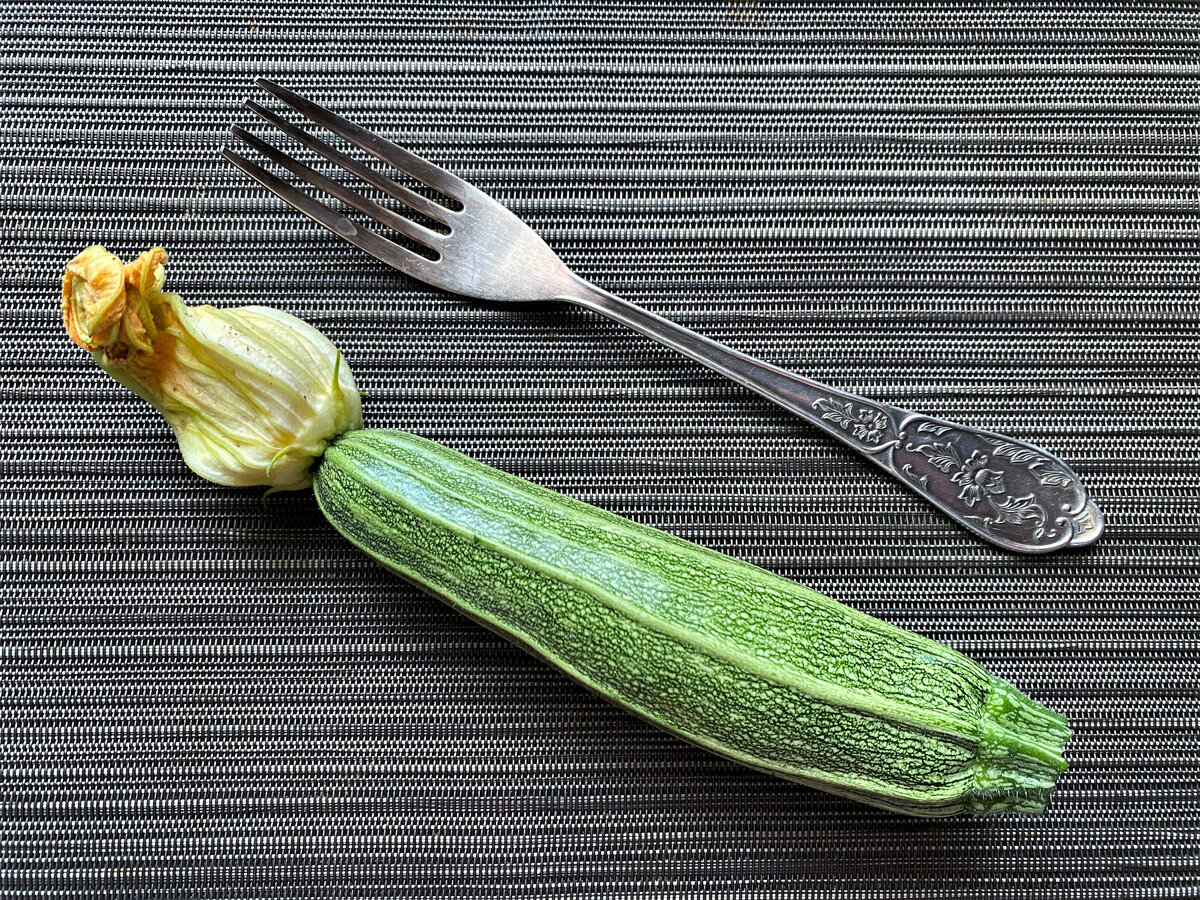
[563,278,1102,554]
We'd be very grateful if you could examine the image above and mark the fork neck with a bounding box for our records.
[556,274,836,418]
[558,275,730,364]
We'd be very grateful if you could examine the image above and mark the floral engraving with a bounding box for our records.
[909,438,963,474]
[949,451,1007,507]
[805,396,1098,550]
[916,422,953,437]
[881,411,1100,550]
[987,493,1048,538]
[813,398,891,445]
[906,433,1053,539]
[986,440,1076,487]
[910,441,1008,508]
[1072,504,1099,536]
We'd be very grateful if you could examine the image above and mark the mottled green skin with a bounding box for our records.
[314,430,1071,817]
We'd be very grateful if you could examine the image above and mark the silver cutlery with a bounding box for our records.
[224,79,1103,554]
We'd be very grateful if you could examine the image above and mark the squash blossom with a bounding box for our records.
[61,246,362,491]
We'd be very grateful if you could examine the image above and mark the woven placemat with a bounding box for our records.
[4,2,1197,896]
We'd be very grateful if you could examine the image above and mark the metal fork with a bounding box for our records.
[223,79,1102,554]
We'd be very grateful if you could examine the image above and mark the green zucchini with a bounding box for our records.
[314,429,1071,817]
[62,247,1069,817]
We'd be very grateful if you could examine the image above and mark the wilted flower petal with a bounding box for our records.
[61,246,362,492]
[62,245,130,351]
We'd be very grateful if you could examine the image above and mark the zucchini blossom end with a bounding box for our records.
[62,245,362,491]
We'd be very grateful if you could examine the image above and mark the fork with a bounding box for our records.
[223,79,1102,554]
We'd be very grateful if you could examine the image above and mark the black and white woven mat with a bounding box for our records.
[4,2,1198,896]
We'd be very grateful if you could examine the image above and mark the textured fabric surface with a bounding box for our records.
[4,1,1198,896]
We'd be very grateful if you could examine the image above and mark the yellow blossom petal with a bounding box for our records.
[61,246,362,491]
[61,245,128,351]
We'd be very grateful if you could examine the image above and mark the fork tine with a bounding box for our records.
[229,125,443,253]
[255,78,469,203]
[243,99,454,228]
[221,147,441,284]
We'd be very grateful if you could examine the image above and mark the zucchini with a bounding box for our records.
[314,429,1071,817]
[61,247,1070,817]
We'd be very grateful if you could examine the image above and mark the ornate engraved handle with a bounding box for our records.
[806,391,1102,553]
[566,280,1103,554]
